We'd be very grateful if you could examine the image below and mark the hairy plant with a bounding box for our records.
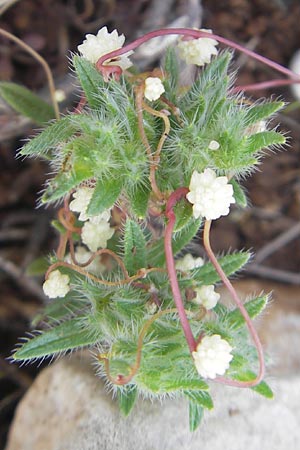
[3,26,300,431]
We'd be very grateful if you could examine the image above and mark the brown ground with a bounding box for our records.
[1,0,300,447]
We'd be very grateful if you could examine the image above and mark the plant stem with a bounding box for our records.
[0,28,60,120]
[164,188,197,353]
[96,28,300,81]
[203,220,265,387]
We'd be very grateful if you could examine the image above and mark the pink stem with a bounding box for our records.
[96,28,300,81]
[232,78,300,94]
[203,220,265,388]
[164,188,197,353]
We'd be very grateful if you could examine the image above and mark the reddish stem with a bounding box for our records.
[164,188,197,353]
[203,220,265,387]
[232,78,300,94]
[96,28,300,81]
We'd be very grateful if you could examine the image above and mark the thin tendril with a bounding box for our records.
[203,220,265,387]
[0,28,60,120]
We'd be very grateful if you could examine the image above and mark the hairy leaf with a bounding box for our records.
[245,130,285,154]
[189,401,204,432]
[20,116,78,157]
[227,295,269,330]
[245,101,284,126]
[87,176,123,215]
[123,220,147,275]
[13,319,100,361]
[184,390,214,410]
[117,386,138,416]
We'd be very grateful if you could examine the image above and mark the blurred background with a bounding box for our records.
[0,0,300,448]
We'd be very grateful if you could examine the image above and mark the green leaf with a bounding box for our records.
[123,220,147,275]
[190,252,251,286]
[245,130,285,154]
[20,116,78,156]
[13,319,100,361]
[227,295,269,330]
[184,390,214,410]
[128,183,151,219]
[232,371,274,399]
[163,47,179,100]
[245,101,284,126]
[188,401,204,432]
[161,377,209,392]
[117,385,138,416]
[0,81,55,124]
[42,158,93,203]
[231,179,247,208]
[173,198,193,232]
[73,56,105,109]
[87,176,123,215]
[147,218,201,267]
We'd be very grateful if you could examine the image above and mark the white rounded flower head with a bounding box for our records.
[175,253,204,272]
[192,334,233,379]
[186,168,235,221]
[43,270,70,299]
[69,187,94,222]
[194,285,220,310]
[144,77,165,101]
[65,246,105,274]
[77,26,133,69]
[177,29,218,66]
[81,219,114,252]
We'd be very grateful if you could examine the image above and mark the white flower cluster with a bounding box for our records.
[193,285,220,310]
[177,29,218,66]
[77,26,133,69]
[65,246,105,274]
[192,334,233,379]
[144,77,165,101]
[70,187,114,252]
[175,253,204,272]
[186,168,235,220]
[43,270,70,298]
[69,187,94,221]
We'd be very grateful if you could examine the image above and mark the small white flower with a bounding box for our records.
[177,29,218,66]
[175,253,204,271]
[186,168,235,220]
[69,187,94,222]
[208,140,220,150]
[192,334,233,379]
[81,220,114,252]
[65,246,105,274]
[43,270,70,298]
[77,26,133,69]
[144,77,165,101]
[194,285,220,310]
[89,210,111,224]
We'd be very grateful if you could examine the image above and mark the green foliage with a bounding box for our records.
[123,220,147,275]
[188,401,204,432]
[227,295,269,330]
[117,385,138,416]
[0,81,55,124]
[13,318,100,361]
[14,45,285,430]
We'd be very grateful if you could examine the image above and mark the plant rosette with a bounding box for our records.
[8,25,300,432]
